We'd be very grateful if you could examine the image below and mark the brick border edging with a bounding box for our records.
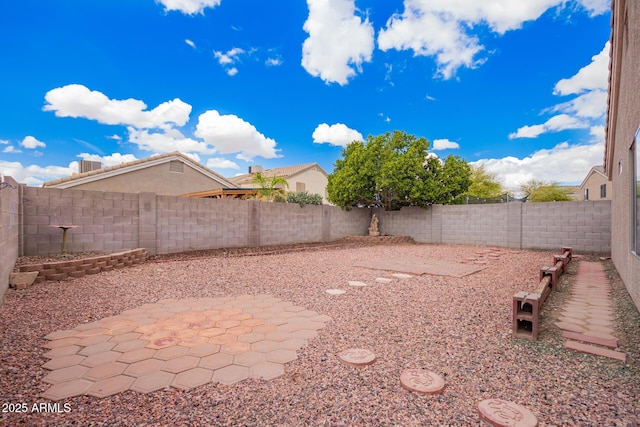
[18,248,148,283]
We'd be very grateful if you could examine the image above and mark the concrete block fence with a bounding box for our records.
[17,186,370,257]
[0,177,20,301]
[0,182,611,299]
[375,201,611,253]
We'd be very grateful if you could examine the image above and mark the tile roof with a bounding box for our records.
[230,163,326,186]
[43,152,235,188]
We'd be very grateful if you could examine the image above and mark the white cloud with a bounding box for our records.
[21,135,46,149]
[195,110,280,161]
[3,145,21,153]
[301,0,374,85]
[432,138,460,150]
[214,47,244,65]
[312,123,363,147]
[185,39,196,49]
[509,114,589,139]
[554,42,609,95]
[214,48,246,75]
[128,127,216,155]
[577,0,611,16]
[43,84,191,129]
[265,57,283,67]
[0,139,8,145]
[42,85,280,163]
[510,41,609,139]
[550,89,608,119]
[377,0,609,79]
[77,152,138,167]
[473,139,605,191]
[0,160,75,187]
[206,157,240,170]
[157,0,221,15]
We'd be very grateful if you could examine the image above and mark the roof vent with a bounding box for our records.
[249,165,264,174]
[79,160,102,173]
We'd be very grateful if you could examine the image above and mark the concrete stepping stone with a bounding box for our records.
[399,369,445,395]
[375,277,393,284]
[478,398,538,427]
[337,348,376,367]
[326,289,346,295]
[348,281,368,287]
[561,331,617,349]
[565,340,626,362]
[391,273,412,279]
[554,321,585,333]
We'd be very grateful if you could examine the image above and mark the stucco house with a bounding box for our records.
[604,0,640,311]
[230,163,330,203]
[579,165,610,201]
[42,152,235,196]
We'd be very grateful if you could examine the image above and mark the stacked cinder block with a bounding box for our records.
[513,246,572,340]
[17,248,147,284]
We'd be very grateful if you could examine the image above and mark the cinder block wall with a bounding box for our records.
[0,177,20,300]
[328,206,370,240]
[377,201,611,253]
[18,187,611,257]
[374,207,433,242]
[20,188,372,256]
[21,187,140,256]
[259,202,324,246]
[521,201,611,252]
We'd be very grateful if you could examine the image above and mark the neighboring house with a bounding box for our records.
[43,152,235,196]
[578,166,610,201]
[604,0,640,311]
[561,185,581,201]
[230,163,330,203]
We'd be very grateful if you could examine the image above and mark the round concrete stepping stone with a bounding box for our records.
[391,273,412,279]
[326,289,346,295]
[400,369,445,394]
[338,348,376,367]
[375,277,393,284]
[348,281,368,287]
[478,399,538,427]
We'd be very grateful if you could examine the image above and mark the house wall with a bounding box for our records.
[288,168,329,203]
[608,0,640,310]
[0,177,20,301]
[580,173,610,201]
[54,163,227,196]
[377,201,611,253]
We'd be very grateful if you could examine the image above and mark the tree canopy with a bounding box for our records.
[467,165,506,198]
[327,131,471,210]
[519,179,573,202]
[453,165,509,204]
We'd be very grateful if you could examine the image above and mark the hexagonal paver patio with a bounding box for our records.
[40,295,331,400]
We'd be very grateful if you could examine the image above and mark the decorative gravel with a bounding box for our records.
[1,243,639,426]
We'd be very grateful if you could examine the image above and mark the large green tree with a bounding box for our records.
[519,179,573,202]
[327,131,471,210]
[454,165,509,203]
[467,165,506,199]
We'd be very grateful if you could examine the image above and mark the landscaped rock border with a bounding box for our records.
[17,248,147,284]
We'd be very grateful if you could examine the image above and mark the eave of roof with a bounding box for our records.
[230,162,327,185]
[42,151,236,189]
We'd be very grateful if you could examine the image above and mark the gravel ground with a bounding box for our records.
[1,243,638,426]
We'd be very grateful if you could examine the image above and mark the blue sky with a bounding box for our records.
[0,0,611,191]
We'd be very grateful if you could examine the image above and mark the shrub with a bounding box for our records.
[287,191,323,207]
